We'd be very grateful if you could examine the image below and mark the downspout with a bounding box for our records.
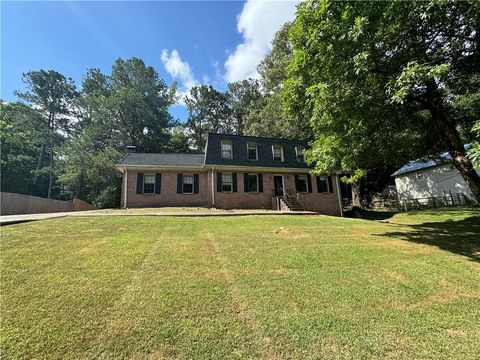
[335,174,343,217]
[123,167,128,209]
[211,166,215,208]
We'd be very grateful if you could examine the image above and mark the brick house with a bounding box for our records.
[117,133,343,216]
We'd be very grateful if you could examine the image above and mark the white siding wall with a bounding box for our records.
[394,164,479,203]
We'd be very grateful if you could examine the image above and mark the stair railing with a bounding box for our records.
[279,187,305,210]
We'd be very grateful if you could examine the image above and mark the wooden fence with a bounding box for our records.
[0,192,95,215]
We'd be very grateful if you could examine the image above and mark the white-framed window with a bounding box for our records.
[272,145,284,162]
[222,173,232,192]
[317,176,329,193]
[182,174,194,193]
[221,141,233,159]
[297,175,308,193]
[416,172,425,180]
[247,143,258,161]
[296,146,305,162]
[247,174,258,192]
[143,174,155,194]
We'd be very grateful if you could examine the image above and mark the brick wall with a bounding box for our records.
[122,171,212,208]
[121,170,341,216]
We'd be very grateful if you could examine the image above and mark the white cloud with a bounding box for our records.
[224,0,299,83]
[161,49,199,102]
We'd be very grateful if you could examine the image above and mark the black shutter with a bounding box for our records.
[243,173,249,192]
[155,173,161,194]
[307,175,312,193]
[258,174,263,193]
[316,176,321,193]
[217,172,222,192]
[328,176,334,193]
[177,174,183,194]
[294,175,300,192]
[136,173,144,194]
[194,174,199,194]
[232,173,237,192]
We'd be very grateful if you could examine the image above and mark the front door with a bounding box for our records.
[274,176,283,196]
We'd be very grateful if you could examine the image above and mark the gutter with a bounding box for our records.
[123,166,128,209]
[336,175,343,217]
[211,166,215,208]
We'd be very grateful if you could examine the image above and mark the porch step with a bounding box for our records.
[279,197,305,212]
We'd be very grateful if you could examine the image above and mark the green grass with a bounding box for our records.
[1,208,479,359]
[89,207,281,214]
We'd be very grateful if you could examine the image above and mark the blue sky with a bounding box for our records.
[1,1,298,121]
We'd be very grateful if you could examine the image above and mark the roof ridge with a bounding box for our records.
[207,132,308,143]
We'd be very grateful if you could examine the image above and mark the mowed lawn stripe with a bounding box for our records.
[1,210,479,359]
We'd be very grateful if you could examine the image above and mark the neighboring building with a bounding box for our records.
[116,133,343,216]
[392,146,479,204]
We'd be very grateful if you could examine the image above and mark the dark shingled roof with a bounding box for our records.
[204,133,311,169]
[118,153,205,167]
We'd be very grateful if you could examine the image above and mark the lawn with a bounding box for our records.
[1,208,479,359]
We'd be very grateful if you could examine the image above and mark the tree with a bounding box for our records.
[57,58,178,207]
[244,22,310,140]
[226,79,262,135]
[284,0,480,204]
[184,85,231,150]
[0,102,47,195]
[15,70,77,198]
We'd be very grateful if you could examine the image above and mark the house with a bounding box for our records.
[116,133,343,216]
[392,145,479,204]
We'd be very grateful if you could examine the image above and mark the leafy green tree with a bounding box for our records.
[185,85,231,150]
[57,58,177,207]
[226,79,262,135]
[15,70,77,198]
[244,22,310,140]
[0,102,47,194]
[469,121,480,167]
[167,125,192,153]
[284,0,480,204]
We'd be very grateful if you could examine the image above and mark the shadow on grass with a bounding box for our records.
[378,216,480,262]
[344,209,398,221]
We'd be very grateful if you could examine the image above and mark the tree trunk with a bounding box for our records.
[426,82,480,203]
[351,181,362,208]
[47,141,54,199]
[32,141,46,194]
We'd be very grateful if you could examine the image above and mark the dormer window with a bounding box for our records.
[272,145,284,162]
[296,146,305,162]
[221,141,233,159]
[247,143,258,161]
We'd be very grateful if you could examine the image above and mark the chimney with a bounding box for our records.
[125,145,137,153]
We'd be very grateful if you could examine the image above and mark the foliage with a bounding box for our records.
[184,85,231,149]
[468,121,480,167]
[244,22,310,140]
[226,79,262,135]
[0,102,47,194]
[284,0,480,201]
[14,70,78,198]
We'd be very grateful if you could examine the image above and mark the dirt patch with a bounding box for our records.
[384,271,410,284]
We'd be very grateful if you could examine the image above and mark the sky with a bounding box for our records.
[1,0,299,121]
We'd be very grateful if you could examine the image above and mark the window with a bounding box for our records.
[296,146,305,162]
[222,173,232,192]
[317,176,329,192]
[247,174,258,192]
[182,174,194,193]
[272,145,284,162]
[143,174,155,194]
[247,143,258,161]
[297,175,308,193]
[221,141,233,159]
